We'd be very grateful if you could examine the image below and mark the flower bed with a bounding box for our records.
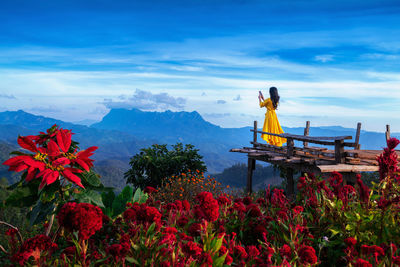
[1,126,400,266]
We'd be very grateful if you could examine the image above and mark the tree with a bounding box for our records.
[124,143,207,189]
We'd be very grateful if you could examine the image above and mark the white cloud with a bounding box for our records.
[101,89,186,110]
[314,54,334,63]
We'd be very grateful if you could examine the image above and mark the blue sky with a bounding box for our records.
[0,0,399,131]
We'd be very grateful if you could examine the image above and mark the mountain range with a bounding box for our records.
[0,109,398,190]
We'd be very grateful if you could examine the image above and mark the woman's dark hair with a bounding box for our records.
[269,87,280,109]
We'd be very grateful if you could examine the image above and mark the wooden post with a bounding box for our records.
[287,138,294,158]
[246,158,255,194]
[355,122,361,150]
[253,121,257,147]
[303,121,310,147]
[386,125,391,141]
[335,139,345,163]
[286,168,294,198]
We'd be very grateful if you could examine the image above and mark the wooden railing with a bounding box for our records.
[250,121,359,164]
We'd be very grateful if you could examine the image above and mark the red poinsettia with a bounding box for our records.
[2,125,97,189]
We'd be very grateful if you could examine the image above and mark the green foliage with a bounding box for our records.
[124,143,206,189]
[101,186,148,218]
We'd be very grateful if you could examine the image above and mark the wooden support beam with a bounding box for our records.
[386,125,391,141]
[287,138,294,158]
[286,168,294,198]
[318,164,379,172]
[335,139,345,163]
[246,158,255,194]
[253,121,257,147]
[355,122,361,150]
[303,121,310,147]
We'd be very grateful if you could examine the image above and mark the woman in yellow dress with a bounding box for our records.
[258,87,286,146]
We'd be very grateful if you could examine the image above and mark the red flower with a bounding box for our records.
[11,234,57,266]
[2,126,97,189]
[106,242,130,263]
[356,174,370,205]
[234,245,248,259]
[194,192,219,222]
[246,203,262,217]
[393,256,400,265]
[377,137,399,180]
[217,196,231,206]
[181,241,203,258]
[354,258,372,267]
[298,245,318,265]
[292,205,304,216]
[247,245,260,258]
[344,237,357,247]
[57,202,103,240]
[280,244,292,259]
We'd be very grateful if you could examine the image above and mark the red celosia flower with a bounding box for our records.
[246,203,262,217]
[182,199,190,211]
[217,196,232,206]
[280,244,292,259]
[297,176,307,191]
[247,245,260,258]
[181,241,203,258]
[188,223,202,237]
[57,202,103,240]
[11,234,57,266]
[232,202,246,214]
[234,245,248,259]
[177,215,189,227]
[361,245,385,264]
[344,237,357,247]
[298,245,318,265]
[354,258,372,267]
[106,242,130,263]
[144,186,157,194]
[393,256,400,265]
[292,205,304,216]
[243,196,252,205]
[356,174,370,205]
[193,192,219,222]
[271,188,289,208]
[377,137,399,180]
[328,171,343,196]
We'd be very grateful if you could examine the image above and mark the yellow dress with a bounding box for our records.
[259,98,286,146]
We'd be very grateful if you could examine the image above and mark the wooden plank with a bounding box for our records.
[251,141,286,151]
[247,158,255,194]
[386,124,391,141]
[318,164,379,172]
[307,146,328,151]
[355,122,361,150]
[335,139,345,163]
[286,168,294,198]
[253,121,257,147]
[287,138,294,158]
[303,121,310,147]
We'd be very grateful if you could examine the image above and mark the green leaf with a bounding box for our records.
[74,190,105,208]
[146,222,156,236]
[213,252,228,267]
[133,188,148,204]
[6,185,39,208]
[81,171,101,187]
[112,185,133,217]
[28,200,56,226]
[125,257,139,265]
[101,190,115,212]
[40,180,60,203]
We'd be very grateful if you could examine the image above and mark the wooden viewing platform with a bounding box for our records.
[230,121,398,196]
